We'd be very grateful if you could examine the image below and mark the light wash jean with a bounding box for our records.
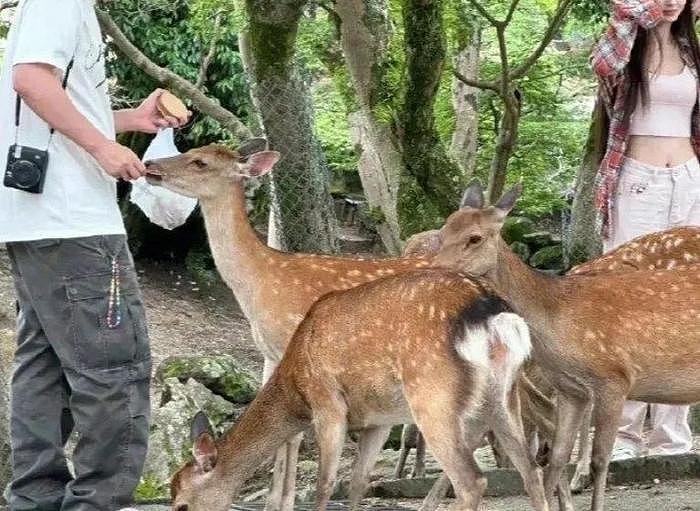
[606,155,700,455]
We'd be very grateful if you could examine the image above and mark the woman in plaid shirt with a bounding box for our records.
[591,0,700,460]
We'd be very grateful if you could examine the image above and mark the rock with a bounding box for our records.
[691,404,700,434]
[509,241,531,262]
[522,231,557,249]
[155,355,259,405]
[500,216,536,245]
[140,377,238,494]
[0,328,14,500]
[530,245,564,270]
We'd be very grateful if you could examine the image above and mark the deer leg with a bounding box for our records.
[491,387,549,511]
[408,393,488,511]
[544,393,588,511]
[279,433,303,511]
[348,425,392,510]
[411,431,427,478]
[570,401,593,493]
[313,403,348,511]
[393,425,411,479]
[261,357,293,511]
[590,391,627,511]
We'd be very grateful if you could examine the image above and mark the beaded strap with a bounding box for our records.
[106,257,122,329]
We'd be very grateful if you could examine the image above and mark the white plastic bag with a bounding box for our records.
[130,129,198,230]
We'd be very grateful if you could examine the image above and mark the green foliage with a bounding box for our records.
[106,0,251,150]
[467,0,596,217]
[134,473,167,501]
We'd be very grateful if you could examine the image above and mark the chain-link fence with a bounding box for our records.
[251,73,339,254]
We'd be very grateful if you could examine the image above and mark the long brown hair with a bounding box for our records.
[595,2,700,163]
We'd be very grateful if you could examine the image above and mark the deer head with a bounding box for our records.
[433,181,522,277]
[170,412,232,511]
[145,138,280,200]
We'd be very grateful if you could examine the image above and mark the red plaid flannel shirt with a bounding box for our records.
[590,0,700,237]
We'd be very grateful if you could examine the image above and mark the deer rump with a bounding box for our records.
[277,271,545,510]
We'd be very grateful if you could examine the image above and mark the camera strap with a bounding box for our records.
[14,57,75,150]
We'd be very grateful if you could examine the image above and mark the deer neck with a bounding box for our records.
[199,182,274,312]
[216,379,305,493]
[486,241,564,341]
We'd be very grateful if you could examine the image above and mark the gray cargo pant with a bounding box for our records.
[5,235,151,511]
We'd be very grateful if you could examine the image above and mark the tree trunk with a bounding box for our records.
[399,0,464,237]
[449,17,481,178]
[564,101,604,267]
[336,0,403,254]
[243,0,337,253]
[487,91,520,204]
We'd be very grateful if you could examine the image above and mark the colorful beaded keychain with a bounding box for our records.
[106,257,121,329]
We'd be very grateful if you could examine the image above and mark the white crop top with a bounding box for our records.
[628,66,697,138]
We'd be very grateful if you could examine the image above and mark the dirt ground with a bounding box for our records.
[0,248,263,377]
[128,479,700,510]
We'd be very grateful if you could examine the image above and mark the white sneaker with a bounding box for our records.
[610,441,641,461]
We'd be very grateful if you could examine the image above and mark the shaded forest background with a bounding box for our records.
[2,0,612,269]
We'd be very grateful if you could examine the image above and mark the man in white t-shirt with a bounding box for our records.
[0,1,189,510]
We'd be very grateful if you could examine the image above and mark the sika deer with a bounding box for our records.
[409,223,700,498]
[146,142,433,510]
[432,182,700,511]
[171,270,548,511]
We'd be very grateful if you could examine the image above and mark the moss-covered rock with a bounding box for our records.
[155,355,259,405]
[530,244,564,270]
[501,216,536,245]
[522,231,558,249]
[509,241,531,262]
[141,377,239,496]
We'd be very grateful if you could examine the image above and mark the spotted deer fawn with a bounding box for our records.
[146,141,433,511]
[171,270,548,511]
[433,182,700,511]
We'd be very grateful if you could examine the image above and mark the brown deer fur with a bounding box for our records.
[171,270,547,511]
[146,143,432,510]
[432,182,700,511]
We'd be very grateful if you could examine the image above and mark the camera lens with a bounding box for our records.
[10,160,41,189]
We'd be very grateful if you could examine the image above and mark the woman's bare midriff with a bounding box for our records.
[626,135,696,167]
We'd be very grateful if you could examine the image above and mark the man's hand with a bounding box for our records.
[116,89,191,134]
[90,140,146,181]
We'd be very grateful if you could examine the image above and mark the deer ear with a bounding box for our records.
[494,182,522,215]
[460,180,485,209]
[237,151,280,178]
[237,138,269,159]
[190,412,217,472]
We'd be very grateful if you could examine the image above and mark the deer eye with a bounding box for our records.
[465,234,483,247]
[175,505,188,511]
[192,159,207,169]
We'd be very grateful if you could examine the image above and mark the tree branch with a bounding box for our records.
[196,11,224,89]
[503,0,521,26]
[464,0,499,27]
[452,68,498,93]
[509,0,574,80]
[96,8,252,142]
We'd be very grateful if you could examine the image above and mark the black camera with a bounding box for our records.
[4,144,49,194]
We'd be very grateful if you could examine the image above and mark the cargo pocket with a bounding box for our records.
[66,268,149,370]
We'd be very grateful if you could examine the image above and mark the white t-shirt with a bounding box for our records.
[0,0,125,242]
